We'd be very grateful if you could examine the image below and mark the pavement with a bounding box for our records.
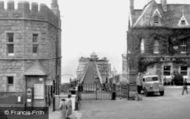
[49,106,82,119]
[49,86,189,119]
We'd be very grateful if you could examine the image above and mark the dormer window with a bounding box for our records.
[153,9,162,25]
[154,15,159,24]
[178,15,189,26]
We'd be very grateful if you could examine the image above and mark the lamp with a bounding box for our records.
[39,78,43,82]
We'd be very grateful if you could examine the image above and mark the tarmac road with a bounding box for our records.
[80,86,190,119]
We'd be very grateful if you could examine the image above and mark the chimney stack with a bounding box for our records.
[161,0,167,12]
[130,0,134,14]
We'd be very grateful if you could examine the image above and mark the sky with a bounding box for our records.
[3,0,190,83]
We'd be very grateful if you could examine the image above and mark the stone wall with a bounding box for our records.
[0,60,25,92]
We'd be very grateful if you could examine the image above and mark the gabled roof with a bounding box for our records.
[178,14,189,26]
[133,0,162,27]
[153,8,162,18]
[130,1,190,28]
[24,60,48,76]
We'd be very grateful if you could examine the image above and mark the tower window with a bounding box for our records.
[7,33,14,42]
[7,33,14,56]
[32,34,39,54]
[7,76,14,85]
[33,44,38,53]
[33,34,38,42]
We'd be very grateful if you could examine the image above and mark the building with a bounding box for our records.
[0,0,61,107]
[127,0,190,83]
[76,53,111,84]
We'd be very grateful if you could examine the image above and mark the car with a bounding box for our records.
[183,76,190,84]
[142,75,164,96]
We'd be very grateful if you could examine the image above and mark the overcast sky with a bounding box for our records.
[3,0,190,83]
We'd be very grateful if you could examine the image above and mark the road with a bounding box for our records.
[80,86,190,119]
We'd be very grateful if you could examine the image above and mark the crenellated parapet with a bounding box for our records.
[0,1,60,28]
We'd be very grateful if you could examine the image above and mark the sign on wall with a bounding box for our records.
[34,83,44,99]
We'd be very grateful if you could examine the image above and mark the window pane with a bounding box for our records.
[7,44,14,53]
[7,33,14,42]
[181,66,187,70]
[181,66,187,75]
[7,76,14,84]
[33,44,38,53]
[164,66,170,75]
[164,66,170,70]
[33,34,38,42]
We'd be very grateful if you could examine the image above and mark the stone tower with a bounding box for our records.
[0,1,61,107]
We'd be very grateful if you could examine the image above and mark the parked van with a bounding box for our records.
[142,75,164,96]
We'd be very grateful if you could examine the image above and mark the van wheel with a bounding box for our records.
[144,89,149,96]
[160,91,164,96]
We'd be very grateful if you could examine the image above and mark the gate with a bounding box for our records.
[79,83,112,100]
[78,83,138,101]
[116,84,138,100]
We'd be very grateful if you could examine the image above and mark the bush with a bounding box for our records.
[173,73,183,85]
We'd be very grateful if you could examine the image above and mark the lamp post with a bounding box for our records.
[111,67,117,100]
[95,77,99,100]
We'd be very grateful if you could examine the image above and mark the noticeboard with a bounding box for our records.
[34,83,44,99]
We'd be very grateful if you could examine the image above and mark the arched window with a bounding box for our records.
[180,40,187,54]
[154,40,159,54]
[140,39,145,53]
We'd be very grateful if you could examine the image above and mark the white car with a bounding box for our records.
[183,76,190,84]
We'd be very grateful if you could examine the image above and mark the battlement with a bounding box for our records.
[0,1,60,28]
